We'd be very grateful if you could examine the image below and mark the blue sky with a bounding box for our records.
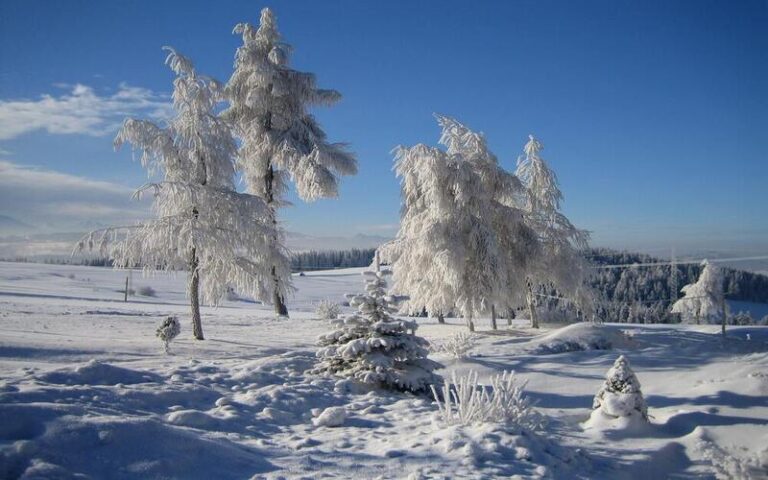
[0,0,766,256]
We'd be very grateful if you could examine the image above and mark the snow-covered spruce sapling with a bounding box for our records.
[671,260,728,335]
[314,269,442,394]
[157,316,181,354]
[381,115,537,332]
[592,355,648,422]
[222,8,357,317]
[315,299,341,320]
[515,135,590,328]
[77,48,277,340]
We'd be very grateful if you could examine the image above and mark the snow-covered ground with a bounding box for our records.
[1,261,767,479]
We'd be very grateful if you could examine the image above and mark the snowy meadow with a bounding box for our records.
[1,261,766,479]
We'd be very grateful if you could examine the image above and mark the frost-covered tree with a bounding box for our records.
[156,316,181,354]
[382,115,537,331]
[78,48,276,340]
[515,135,590,328]
[592,355,648,422]
[314,269,441,394]
[671,260,727,334]
[223,8,357,316]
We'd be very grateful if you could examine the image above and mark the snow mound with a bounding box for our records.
[37,360,161,386]
[312,406,347,427]
[529,323,630,354]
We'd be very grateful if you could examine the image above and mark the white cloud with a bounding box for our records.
[0,83,172,140]
[0,160,151,234]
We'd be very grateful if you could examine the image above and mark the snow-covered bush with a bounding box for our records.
[431,370,540,430]
[156,316,181,354]
[138,286,156,297]
[315,300,341,320]
[313,269,442,394]
[591,355,647,422]
[432,332,475,359]
[671,260,725,326]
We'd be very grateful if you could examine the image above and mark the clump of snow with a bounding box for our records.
[311,406,347,427]
[530,322,630,354]
[314,299,341,320]
[314,269,442,394]
[432,370,540,430]
[587,355,648,430]
[432,332,475,359]
[156,316,180,354]
[698,439,768,479]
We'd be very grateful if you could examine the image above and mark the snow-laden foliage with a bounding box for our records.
[222,8,357,314]
[592,355,648,420]
[382,116,538,329]
[77,48,279,339]
[431,332,475,359]
[156,316,180,354]
[315,299,341,320]
[431,370,540,430]
[697,439,768,480]
[516,135,591,325]
[314,269,441,394]
[671,260,725,324]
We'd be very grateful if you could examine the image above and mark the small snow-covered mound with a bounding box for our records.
[529,323,631,354]
[37,360,161,386]
[312,406,347,427]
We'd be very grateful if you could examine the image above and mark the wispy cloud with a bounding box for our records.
[0,83,172,141]
[0,160,150,234]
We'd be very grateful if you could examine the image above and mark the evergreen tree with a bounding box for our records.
[671,260,727,334]
[223,8,357,316]
[314,268,441,394]
[78,48,277,340]
[592,355,648,421]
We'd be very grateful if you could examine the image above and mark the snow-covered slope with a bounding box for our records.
[0,261,767,479]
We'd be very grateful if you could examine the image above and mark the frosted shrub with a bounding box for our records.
[156,316,181,354]
[431,370,540,429]
[592,355,647,421]
[698,440,768,480]
[138,286,157,297]
[315,300,341,320]
[432,332,475,359]
[314,269,441,394]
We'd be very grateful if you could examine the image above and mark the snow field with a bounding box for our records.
[1,261,767,479]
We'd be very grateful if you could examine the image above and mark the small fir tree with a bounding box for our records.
[592,355,648,421]
[314,269,442,394]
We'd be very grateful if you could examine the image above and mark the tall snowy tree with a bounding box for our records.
[671,260,727,334]
[223,8,357,316]
[381,115,537,332]
[78,48,277,340]
[314,267,442,394]
[515,135,590,328]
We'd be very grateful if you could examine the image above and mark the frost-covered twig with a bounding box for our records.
[315,299,341,320]
[431,332,475,359]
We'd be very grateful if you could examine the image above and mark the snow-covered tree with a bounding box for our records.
[156,316,181,354]
[223,8,357,316]
[381,115,537,331]
[78,48,277,340]
[671,260,727,334]
[515,135,590,328]
[592,355,648,422]
[314,268,441,394]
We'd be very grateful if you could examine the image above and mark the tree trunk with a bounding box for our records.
[466,313,475,332]
[721,298,727,337]
[189,248,204,340]
[491,304,497,330]
[527,282,539,329]
[507,308,514,326]
[264,101,289,318]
